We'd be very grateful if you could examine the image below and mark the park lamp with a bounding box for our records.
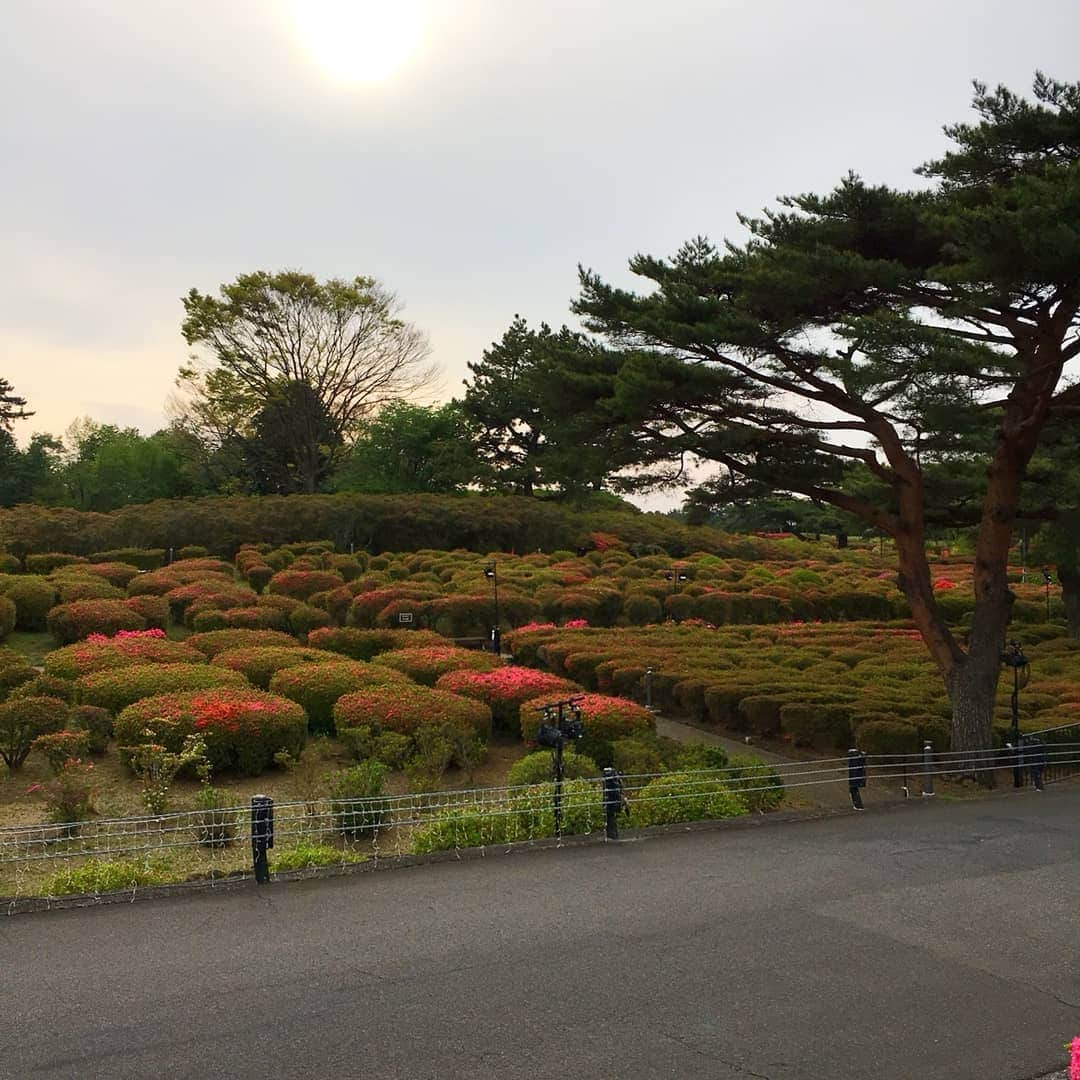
[483,562,500,654]
[1001,640,1030,691]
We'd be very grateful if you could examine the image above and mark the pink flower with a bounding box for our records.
[1070,1036,1080,1080]
[25,784,42,795]
[563,618,589,629]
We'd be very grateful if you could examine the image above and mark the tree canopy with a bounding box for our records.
[178,271,437,494]
[573,74,1080,750]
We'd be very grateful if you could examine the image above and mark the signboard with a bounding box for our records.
[398,612,414,624]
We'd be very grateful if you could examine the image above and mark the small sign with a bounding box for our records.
[398,612,414,624]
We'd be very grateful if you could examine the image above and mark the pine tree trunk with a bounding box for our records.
[1060,567,1080,640]
[945,643,1003,754]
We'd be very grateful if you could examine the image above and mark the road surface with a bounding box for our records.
[4,787,1078,1079]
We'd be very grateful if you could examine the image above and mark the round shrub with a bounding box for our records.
[47,600,147,645]
[333,684,493,740]
[435,668,581,736]
[176,545,210,560]
[70,704,113,754]
[245,564,274,594]
[26,553,87,574]
[78,663,249,715]
[0,658,37,700]
[853,719,921,756]
[623,593,663,626]
[60,561,142,588]
[267,569,345,601]
[519,692,656,766]
[90,547,165,570]
[372,646,501,687]
[53,576,126,603]
[722,755,786,812]
[0,595,15,640]
[269,661,412,735]
[0,553,20,574]
[0,695,69,768]
[185,629,302,658]
[212,646,339,691]
[115,688,307,776]
[123,594,169,630]
[289,603,332,638]
[9,674,76,703]
[45,634,206,680]
[165,582,256,622]
[307,626,445,661]
[629,771,748,827]
[507,748,598,786]
[6,578,58,631]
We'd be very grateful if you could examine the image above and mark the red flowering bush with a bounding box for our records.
[47,600,147,645]
[269,660,413,734]
[32,729,91,773]
[933,578,958,591]
[266,569,345,601]
[434,667,581,735]
[77,663,248,715]
[333,684,493,740]
[519,692,655,766]
[127,568,234,598]
[211,646,339,690]
[115,688,306,775]
[73,561,143,588]
[45,635,206,680]
[307,626,445,661]
[185,629,301,658]
[372,645,501,686]
[165,581,256,622]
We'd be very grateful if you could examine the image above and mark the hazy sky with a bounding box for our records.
[3,1,1078,477]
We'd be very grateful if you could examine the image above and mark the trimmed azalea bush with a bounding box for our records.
[722,755,786,812]
[306,626,445,661]
[0,656,37,700]
[269,661,412,735]
[165,581,256,623]
[185,629,302,658]
[852,719,921,756]
[628,771,748,827]
[27,553,87,574]
[115,688,307,775]
[47,600,147,645]
[289,603,332,638]
[267,569,345,601]
[32,729,91,773]
[372,645,501,686]
[434,668,581,736]
[211,646,339,690]
[333,684,493,740]
[53,576,126,603]
[45,633,206,680]
[6,578,58,631]
[78,663,249,715]
[70,704,113,754]
[123,594,169,630]
[507,748,598,786]
[518,692,655,766]
[9,674,76,703]
[0,695,69,768]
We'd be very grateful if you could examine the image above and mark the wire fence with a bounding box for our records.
[2,733,1077,907]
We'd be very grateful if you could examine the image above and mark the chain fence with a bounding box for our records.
[2,733,1077,909]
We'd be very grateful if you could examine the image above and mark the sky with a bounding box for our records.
[2,0,1078,507]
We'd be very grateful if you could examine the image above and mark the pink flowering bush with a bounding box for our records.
[333,684,493,740]
[266,569,345,601]
[435,667,580,735]
[372,645,501,686]
[268,660,412,734]
[44,635,206,680]
[77,663,248,715]
[46,600,147,645]
[115,688,306,775]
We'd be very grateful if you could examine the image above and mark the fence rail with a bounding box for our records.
[2,733,1077,905]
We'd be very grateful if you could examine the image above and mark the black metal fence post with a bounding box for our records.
[251,794,274,884]
[847,749,866,810]
[921,741,935,797]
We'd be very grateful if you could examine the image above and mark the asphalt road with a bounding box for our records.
[3,788,1078,1080]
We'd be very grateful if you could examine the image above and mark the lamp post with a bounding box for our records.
[1042,569,1053,623]
[484,562,500,654]
[1002,640,1030,789]
[663,569,689,594]
[534,696,584,837]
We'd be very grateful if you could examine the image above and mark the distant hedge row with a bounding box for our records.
[0,494,818,560]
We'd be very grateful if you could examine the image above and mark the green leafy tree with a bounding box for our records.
[179,271,436,494]
[333,402,479,494]
[0,379,32,430]
[463,316,631,496]
[573,75,1080,752]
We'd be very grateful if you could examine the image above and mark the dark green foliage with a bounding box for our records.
[0,595,14,640]
[5,578,57,631]
[0,695,68,768]
[327,761,388,839]
[70,704,113,754]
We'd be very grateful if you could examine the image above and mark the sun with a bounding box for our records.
[291,0,424,84]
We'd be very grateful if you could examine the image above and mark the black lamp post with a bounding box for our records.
[484,562,500,654]
[1002,640,1031,789]
[1042,569,1053,623]
[535,696,584,837]
[663,569,689,594]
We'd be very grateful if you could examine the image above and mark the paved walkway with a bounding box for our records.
[4,786,1077,1079]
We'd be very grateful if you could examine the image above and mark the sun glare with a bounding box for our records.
[291,0,424,84]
